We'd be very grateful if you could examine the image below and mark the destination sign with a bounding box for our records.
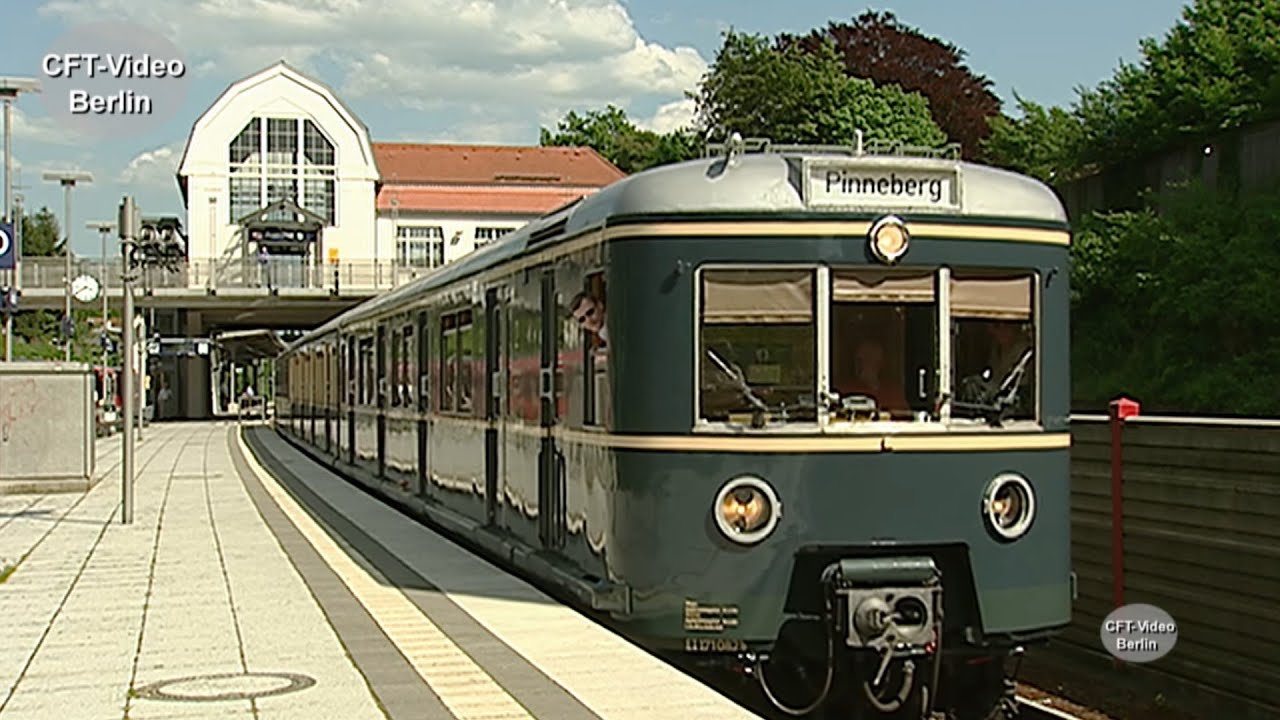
[803,159,959,211]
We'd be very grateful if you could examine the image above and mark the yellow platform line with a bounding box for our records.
[235,431,534,720]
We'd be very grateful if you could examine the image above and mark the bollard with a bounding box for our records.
[1108,395,1140,667]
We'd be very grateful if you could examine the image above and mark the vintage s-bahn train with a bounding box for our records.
[274,137,1072,719]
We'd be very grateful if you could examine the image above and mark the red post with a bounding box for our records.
[1108,396,1141,612]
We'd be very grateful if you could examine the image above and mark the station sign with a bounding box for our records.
[0,222,14,270]
[802,159,960,212]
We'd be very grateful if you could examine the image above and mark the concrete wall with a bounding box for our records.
[1025,415,1280,720]
[0,362,96,493]
[1059,118,1280,219]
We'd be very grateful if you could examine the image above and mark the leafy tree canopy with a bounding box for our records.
[1070,179,1280,415]
[982,93,1085,183]
[538,105,700,174]
[986,0,1280,180]
[693,30,947,149]
[20,206,62,256]
[778,11,1002,159]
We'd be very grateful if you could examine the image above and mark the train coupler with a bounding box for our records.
[824,556,945,717]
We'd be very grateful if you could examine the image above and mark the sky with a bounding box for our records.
[0,0,1191,260]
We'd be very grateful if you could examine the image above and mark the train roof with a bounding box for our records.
[287,141,1068,350]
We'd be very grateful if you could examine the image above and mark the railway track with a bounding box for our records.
[1016,694,1101,720]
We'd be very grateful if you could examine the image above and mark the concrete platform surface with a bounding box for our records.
[0,421,760,720]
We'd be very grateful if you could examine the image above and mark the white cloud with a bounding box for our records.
[118,142,183,189]
[38,0,709,139]
[419,120,532,145]
[10,107,84,147]
[636,98,697,134]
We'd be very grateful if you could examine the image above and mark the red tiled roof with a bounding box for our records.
[376,185,597,214]
[372,143,625,187]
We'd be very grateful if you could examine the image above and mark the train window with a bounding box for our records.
[699,268,817,425]
[441,313,457,412]
[578,272,608,426]
[390,328,402,407]
[458,310,474,414]
[361,336,375,406]
[950,272,1036,422]
[402,323,415,408]
[829,268,937,421]
[439,309,474,415]
[356,342,364,404]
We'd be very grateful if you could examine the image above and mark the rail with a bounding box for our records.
[13,257,441,294]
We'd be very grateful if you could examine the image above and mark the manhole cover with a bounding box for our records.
[133,672,315,702]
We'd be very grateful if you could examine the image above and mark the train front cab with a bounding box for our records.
[604,215,1071,718]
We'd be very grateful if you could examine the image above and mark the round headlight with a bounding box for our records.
[869,215,910,264]
[982,473,1036,540]
[714,475,781,545]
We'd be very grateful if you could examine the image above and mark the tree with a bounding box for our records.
[692,30,947,148]
[778,12,1002,159]
[982,93,1086,183]
[1071,0,1280,168]
[8,207,68,359]
[539,105,700,174]
[1069,179,1280,415]
[20,207,62,256]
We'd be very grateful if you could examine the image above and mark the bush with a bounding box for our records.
[1071,180,1280,416]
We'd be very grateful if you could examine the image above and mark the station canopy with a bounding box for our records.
[236,197,325,255]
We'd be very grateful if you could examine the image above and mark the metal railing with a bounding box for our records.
[15,257,442,294]
[236,395,269,424]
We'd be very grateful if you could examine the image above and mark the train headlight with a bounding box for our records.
[869,215,910,264]
[714,475,781,544]
[982,473,1036,540]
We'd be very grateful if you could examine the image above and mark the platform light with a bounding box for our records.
[869,215,910,264]
[714,475,782,545]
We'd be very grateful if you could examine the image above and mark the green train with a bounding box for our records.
[274,138,1073,719]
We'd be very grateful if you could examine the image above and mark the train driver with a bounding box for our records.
[845,338,909,417]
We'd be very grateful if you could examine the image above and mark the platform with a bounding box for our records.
[0,421,761,719]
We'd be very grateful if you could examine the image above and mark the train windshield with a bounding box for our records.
[698,265,1038,430]
[948,271,1036,423]
[699,269,818,425]
[830,269,937,421]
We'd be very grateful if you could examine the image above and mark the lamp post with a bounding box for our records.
[43,170,93,361]
[1,77,39,362]
[88,221,115,375]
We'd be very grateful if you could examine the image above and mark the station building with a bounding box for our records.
[176,61,624,288]
[156,61,625,419]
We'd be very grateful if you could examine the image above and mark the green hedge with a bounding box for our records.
[1071,180,1280,415]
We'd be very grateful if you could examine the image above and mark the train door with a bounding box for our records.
[324,343,333,454]
[347,336,356,465]
[376,323,387,479]
[335,335,345,461]
[537,271,566,549]
[306,349,314,443]
[484,287,503,526]
[416,310,430,499]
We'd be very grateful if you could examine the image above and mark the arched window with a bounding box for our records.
[228,117,336,225]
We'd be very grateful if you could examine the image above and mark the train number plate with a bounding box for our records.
[684,637,747,653]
